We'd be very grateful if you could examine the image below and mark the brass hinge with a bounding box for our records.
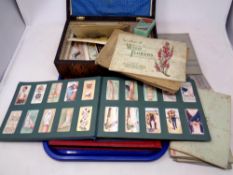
[76,16,85,21]
[136,17,143,21]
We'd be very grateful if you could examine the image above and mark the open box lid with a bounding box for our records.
[68,0,156,20]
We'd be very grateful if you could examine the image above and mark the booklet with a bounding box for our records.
[96,30,188,93]
[0,76,210,141]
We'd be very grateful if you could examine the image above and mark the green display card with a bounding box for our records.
[97,77,210,141]
[0,76,210,141]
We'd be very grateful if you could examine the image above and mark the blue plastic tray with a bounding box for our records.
[43,141,169,161]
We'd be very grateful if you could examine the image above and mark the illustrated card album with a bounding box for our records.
[0,76,210,141]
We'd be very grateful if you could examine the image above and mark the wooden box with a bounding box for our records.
[54,0,157,78]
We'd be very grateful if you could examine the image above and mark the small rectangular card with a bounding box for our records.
[145,108,161,134]
[15,85,31,105]
[77,106,92,131]
[31,84,47,104]
[57,108,74,132]
[38,108,56,133]
[125,107,140,133]
[20,110,39,134]
[3,111,22,134]
[103,107,119,132]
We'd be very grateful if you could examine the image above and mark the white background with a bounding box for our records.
[0,0,233,174]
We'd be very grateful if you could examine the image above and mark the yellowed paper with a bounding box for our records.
[68,37,108,45]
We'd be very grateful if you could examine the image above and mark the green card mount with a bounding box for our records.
[0,76,210,141]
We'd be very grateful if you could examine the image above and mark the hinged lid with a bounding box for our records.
[68,0,155,20]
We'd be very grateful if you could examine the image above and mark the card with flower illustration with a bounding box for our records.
[77,106,92,131]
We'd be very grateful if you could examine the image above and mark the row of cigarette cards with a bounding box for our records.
[0,76,210,141]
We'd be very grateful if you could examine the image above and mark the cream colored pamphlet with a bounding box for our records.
[109,33,187,82]
[95,30,183,93]
[170,148,233,169]
[170,89,231,169]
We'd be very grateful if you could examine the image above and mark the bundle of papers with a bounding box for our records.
[170,89,233,169]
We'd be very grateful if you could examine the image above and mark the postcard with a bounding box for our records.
[165,108,182,134]
[77,106,92,131]
[31,84,47,104]
[20,110,39,134]
[64,81,79,102]
[181,82,196,102]
[145,108,161,133]
[38,109,56,133]
[67,41,98,61]
[109,33,187,82]
[143,84,157,101]
[106,80,119,100]
[125,107,140,133]
[87,44,98,60]
[185,108,204,135]
[57,108,74,132]
[68,42,88,60]
[47,83,62,103]
[2,111,22,134]
[103,107,119,132]
[82,80,96,100]
[15,85,31,105]
[163,90,177,102]
[125,80,138,101]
